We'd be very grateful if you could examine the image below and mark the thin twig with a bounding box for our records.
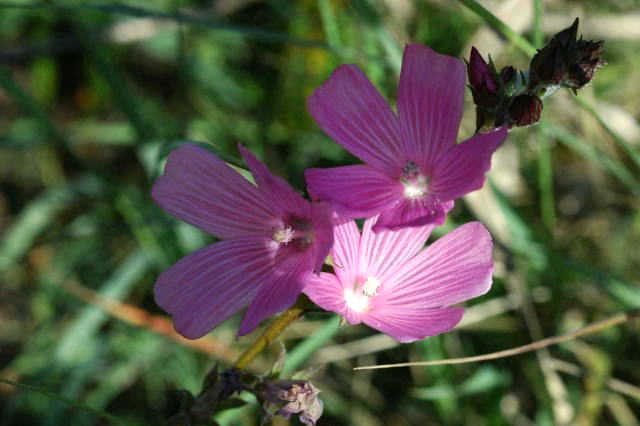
[354,310,639,370]
[63,279,247,367]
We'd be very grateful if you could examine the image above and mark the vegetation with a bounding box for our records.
[1,0,638,424]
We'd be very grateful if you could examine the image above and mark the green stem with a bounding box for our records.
[457,0,537,56]
[537,120,556,230]
[532,0,544,48]
[234,296,310,370]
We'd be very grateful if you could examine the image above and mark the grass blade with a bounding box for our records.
[0,377,128,424]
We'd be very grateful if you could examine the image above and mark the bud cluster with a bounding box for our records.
[163,347,324,425]
[467,18,606,133]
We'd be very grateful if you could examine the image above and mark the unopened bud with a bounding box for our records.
[500,66,515,84]
[528,18,605,94]
[565,39,606,90]
[508,94,543,127]
[529,43,566,91]
[219,368,244,400]
[467,47,499,109]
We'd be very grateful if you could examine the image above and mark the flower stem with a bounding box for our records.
[354,309,640,370]
[234,295,310,370]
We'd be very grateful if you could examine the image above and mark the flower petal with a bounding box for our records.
[238,251,312,336]
[238,145,309,219]
[360,216,433,279]
[154,237,275,339]
[382,222,494,309]
[373,198,454,232]
[305,165,402,219]
[152,143,274,239]
[304,272,361,325]
[308,65,403,175]
[397,44,466,172]
[329,215,361,285]
[429,128,507,201]
[361,306,464,343]
[309,201,335,273]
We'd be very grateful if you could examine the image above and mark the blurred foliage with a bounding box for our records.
[1,0,639,425]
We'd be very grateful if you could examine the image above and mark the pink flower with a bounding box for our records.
[303,216,494,343]
[152,143,333,338]
[305,44,508,232]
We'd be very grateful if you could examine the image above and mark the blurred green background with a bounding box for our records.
[1,0,639,425]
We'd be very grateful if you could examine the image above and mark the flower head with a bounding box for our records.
[304,216,494,343]
[152,143,333,338]
[261,380,323,426]
[528,18,606,94]
[305,44,507,232]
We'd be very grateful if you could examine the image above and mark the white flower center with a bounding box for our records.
[344,276,381,313]
[272,225,294,244]
[343,288,369,313]
[401,161,429,200]
[403,176,428,199]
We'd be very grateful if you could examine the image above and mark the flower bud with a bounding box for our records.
[262,380,323,426]
[500,65,515,84]
[528,18,605,94]
[219,368,244,400]
[528,42,566,91]
[508,94,543,127]
[467,47,499,109]
[564,39,606,90]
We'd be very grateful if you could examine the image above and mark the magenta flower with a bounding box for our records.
[303,216,494,343]
[152,143,333,338]
[305,44,508,231]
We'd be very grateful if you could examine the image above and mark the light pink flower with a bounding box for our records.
[305,44,508,232]
[152,143,333,338]
[303,216,494,343]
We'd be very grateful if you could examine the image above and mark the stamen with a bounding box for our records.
[272,225,294,244]
[344,288,369,313]
[401,161,420,180]
[401,161,429,200]
[344,276,382,313]
[362,276,381,297]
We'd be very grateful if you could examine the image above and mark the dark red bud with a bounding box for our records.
[468,47,490,88]
[529,43,566,90]
[564,40,606,89]
[508,94,543,127]
[528,17,605,92]
[471,86,498,109]
[500,66,515,84]
[551,17,579,46]
[468,47,498,94]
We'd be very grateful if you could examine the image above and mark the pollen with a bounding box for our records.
[272,225,294,244]
[362,276,381,297]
